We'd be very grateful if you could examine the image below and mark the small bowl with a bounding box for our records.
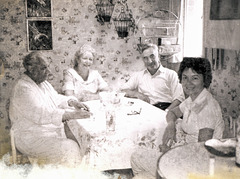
[204,138,236,157]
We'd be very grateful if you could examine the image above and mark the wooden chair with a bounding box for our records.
[10,128,38,165]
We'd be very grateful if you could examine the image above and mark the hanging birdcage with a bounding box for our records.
[134,10,181,54]
[113,7,133,38]
[95,0,115,23]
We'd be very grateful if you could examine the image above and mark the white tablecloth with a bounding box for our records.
[67,98,168,171]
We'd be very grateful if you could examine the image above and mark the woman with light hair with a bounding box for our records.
[63,44,109,101]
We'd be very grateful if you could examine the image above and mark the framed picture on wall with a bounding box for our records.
[26,0,52,18]
[210,0,240,20]
[27,20,53,51]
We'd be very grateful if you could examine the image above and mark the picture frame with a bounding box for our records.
[210,0,240,20]
[26,0,52,18]
[27,20,53,51]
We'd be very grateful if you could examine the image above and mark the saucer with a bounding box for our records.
[204,138,236,157]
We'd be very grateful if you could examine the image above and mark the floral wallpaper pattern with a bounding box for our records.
[0,0,239,158]
[206,48,240,138]
[0,0,165,157]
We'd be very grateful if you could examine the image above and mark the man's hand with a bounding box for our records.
[137,93,150,103]
[121,89,150,103]
[162,122,176,146]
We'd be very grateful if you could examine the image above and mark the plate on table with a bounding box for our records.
[204,138,236,157]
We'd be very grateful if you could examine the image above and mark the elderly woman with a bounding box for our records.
[130,57,224,179]
[9,52,91,167]
[62,44,109,101]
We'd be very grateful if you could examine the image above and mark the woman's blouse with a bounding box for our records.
[62,68,108,98]
[178,88,224,143]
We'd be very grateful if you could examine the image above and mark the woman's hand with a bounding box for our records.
[159,144,171,153]
[162,122,176,146]
[68,99,90,111]
[72,109,92,119]
[73,101,90,111]
[62,109,92,122]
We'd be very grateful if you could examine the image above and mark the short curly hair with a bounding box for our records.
[178,57,212,88]
[73,44,96,69]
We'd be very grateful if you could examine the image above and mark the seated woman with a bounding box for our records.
[130,57,225,179]
[62,44,109,101]
[9,52,92,167]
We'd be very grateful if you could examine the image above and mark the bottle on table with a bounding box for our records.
[105,109,116,132]
[236,116,240,167]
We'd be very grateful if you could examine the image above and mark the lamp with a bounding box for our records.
[113,7,134,38]
[95,0,115,25]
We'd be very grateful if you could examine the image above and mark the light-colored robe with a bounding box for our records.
[9,74,81,166]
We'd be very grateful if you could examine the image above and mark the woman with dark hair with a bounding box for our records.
[178,57,212,88]
[62,44,109,101]
[163,57,222,145]
[130,57,224,179]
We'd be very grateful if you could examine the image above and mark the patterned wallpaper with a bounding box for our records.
[206,48,240,138]
[0,0,239,158]
[0,0,168,157]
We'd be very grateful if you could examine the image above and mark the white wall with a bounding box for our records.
[183,0,203,57]
[203,0,240,50]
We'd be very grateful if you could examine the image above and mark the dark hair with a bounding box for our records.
[23,52,43,70]
[178,57,212,88]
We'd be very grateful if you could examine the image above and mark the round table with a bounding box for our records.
[157,142,240,179]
